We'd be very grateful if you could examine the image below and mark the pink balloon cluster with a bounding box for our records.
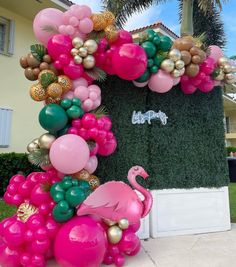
[63,84,101,112]
[58,5,93,38]
[180,57,216,94]
[68,113,117,156]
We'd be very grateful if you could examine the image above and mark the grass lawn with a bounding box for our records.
[0,199,16,222]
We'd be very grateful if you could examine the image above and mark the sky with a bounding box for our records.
[73,0,236,57]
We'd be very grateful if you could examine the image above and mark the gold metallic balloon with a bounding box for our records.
[104,25,118,43]
[179,67,186,76]
[83,55,96,69]
[58,75,72,93]
[118,219,129,230]
[45,97,61,105]
[91,14,107,31]
[78,47,88,58]
[223,64,232,74]
[175,60,185,70]
[103,219,117,226]
[47,83,63,98]
[218,57,229,67]
[38,133,56,149]
[171,69,182,78]
[185,63,199,77]
[83,40,98,55]
[27,141,39,153]
[30,83,47,101]
[107,226,123,244]
[168,49,181,62]
[225,76,236,84]
[160,59,175,73]
[71,48,79,57]
[103,11,116,26]
[72,37,84,49]
[225,73,235,81]
[17,203,38,223]
[74,55,83,64]
[88,175,100,190]
[73,169,90,180]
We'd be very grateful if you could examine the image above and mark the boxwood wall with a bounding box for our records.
[96,76,229,189]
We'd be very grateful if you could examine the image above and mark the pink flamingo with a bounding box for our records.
[77,166,153,224]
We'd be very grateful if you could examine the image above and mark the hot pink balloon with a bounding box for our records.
[77,166,153,224]
[79,18,93,34]
[49,134,90,174]
[198,80,215,93]
[54,216,107,267]
[47,34,72,60]
[118,229,140,254]
[181,83,197,94]
[208,45,224,62]
[84,156,98,174]
[0,238,21,267]
[132,80,149,88]
[63,60,84,80]
[33,8,63,46]
[113,30,133,46]
[112,44,148,80]
[148,70,174,93]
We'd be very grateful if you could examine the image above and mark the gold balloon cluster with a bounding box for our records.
[30,70,72,104]
[214,57,236,85]
[71,38,98,69]
[161,49,185,78]
[91,11,118,43]
[73,169,100,191]
[104,218,130,244]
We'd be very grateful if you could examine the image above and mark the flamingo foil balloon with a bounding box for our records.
[77,166,153,224]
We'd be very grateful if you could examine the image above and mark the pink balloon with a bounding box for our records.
[118,229,140,254]
[88,85,101,95]
[33,8,63,46]
[208,45,224,62]
[66,25,75,35]
[173,77,181,86]
[74,86,89,101]
[113,30,133,46]
[82,99,94,112]
[148,70,174,93]
[181,83,197,94]
[63,60,84,80]
[79,18,93,34]
[63,91,74,99]
[3,220,26,247]
[0,237,21,267]
[112,44,148,80]
[84,156,98,174]
[69,16,79,27]
[132,80,148,88]
[98,138,117,156]
[49,134,90,174]
[54,216,107,267]
[198,80,214,93]
[71,5,92,20]
[47,34,72,60]
[72,77,88,89]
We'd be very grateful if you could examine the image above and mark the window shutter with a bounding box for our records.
[8,19,14,55]
[0,108,13,147]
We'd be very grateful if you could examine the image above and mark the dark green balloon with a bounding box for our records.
[145,29,156,41]
[150,65,159,73]
[72,179,79,186]
[153,54,166,67]
[61,179,73,190]
[148,59,154,68]
[53,192,65,203]
[78,180,91,191]
[60,99,72,109]
[56,125,69,137]
[211,68,221,78]
[72,98,82,107]
[153,35,161,46]
[141,41,157,58]
[50,183,64,197]
[39,104,68,133]
[159,36,173,52]
[66,105,81,119]
[135,69,151,83]
[65,186,86,207]
[53,202,74,222]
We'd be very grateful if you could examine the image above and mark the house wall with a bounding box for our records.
[0,6,42,153]
[225,109,236,147]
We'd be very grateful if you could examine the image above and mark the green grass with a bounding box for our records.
[0,199,16,221]
[229,183,236,223]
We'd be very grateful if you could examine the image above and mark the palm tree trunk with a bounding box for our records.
[180,0,194,36]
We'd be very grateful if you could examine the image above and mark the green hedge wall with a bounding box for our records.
[0,153,40,196]
[96,77,229,189]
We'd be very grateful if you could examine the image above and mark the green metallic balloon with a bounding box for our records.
[211,68,221,78]
[145,29,156,41]
[39,104,68,133]
[56,124,70,137]
[150,65,159,73]
[141,41,157,58]
[153,54,166,67]
[72,179,79,186]
[53,201,74,222]
[148,59,154,68]
[78,180,91,191]
[135,69,151,83]
[65,186,86,207]
[61,179,73,190]
[53,192,64,203]
[153,35,161,46]
[60,99,72,109]
[66,105,83,119]
[72,98,82,106]
[159,36,173,52]
[50,182,64,197]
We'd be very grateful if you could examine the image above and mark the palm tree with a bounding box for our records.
[102,0,227,36]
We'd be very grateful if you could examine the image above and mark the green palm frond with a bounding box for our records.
[197,0,228,13]
[28,149,50,167]
[40,72,58,88]
[30,44,47,62]
[85,67,107,82]
[87,31,106,42]
[91,106,108,118]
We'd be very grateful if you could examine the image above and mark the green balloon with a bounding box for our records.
[53,192,65,203]
[145,29,156,41]
[150,65,159,73]
[53,202,74,222]
[66,105,81,119]
[135,69,151,83]
[153,35,161,46]
[39,104,68,133]
[56,125,69,137]
[212,68,221,78]
[60,99,72,109]
[153,54,166,67]
[141,41,157,58]
[159,36,173,52]
[72,98,82,107]
[72,179,79,186]
[63,175,73,181]
[65,186,86,207]
[148,59,154,68]
[78,180,91,191]
[50,183,64,197]
[61,179,73,190]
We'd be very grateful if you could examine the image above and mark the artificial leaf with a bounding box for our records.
[91,105,108,118]
[40,72,58,88]
[87,31,106,42]
[28,148,50,167]
[30,44,47,61]
[41,25,59,34]
[85,67,107,82]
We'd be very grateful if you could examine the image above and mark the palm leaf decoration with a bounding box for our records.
[87,31,106,42]
[85,67,107,82]
[40,72,58,88]
[28,148,51,167]
[91,105,108,118]
[41,25,59,34]
[30,44,47,61]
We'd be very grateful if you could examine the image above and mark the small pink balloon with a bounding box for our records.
[89,91,98,101]
[72,77,88,89]
[63,91,74,99]
[173,77,180,86]
[148,70,174,93]
[114,254,125,267]
[3,220,26,247]
[82,99,94,112]
[74,86,89,101]
[94,98,101,108]
[84,156,98,174]
[58,25,67,35]
[118,229,140,254]
[59,54,70,66]
[69,16,79,27]
[208,45,224,62]
[79,18,93,34]
[49,134,90,174]
[72,5,92,19]
[47,34,72,60]
[0,238,21,267]
[128,221,141,233]
[132,80,148,88]
[88,85,101,95]
[98,138,117,156]
[113,30,133,46]
[181,83,197,94]
[66,25,75,35]
[63,60,84,80]
[125,240,141,256]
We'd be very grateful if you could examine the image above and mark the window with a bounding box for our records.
[0,16,14,56]
[226,116,230,133]
[0,108,13,147]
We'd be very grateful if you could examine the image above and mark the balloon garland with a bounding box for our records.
[1,3,235,267]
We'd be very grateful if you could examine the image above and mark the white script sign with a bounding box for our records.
[131,110,168,125]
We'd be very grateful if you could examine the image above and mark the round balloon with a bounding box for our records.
[112,44,147,80]
[49,134,90,174]
[208,45,223,62]
[148,70,174,93]
[54,216,107,267]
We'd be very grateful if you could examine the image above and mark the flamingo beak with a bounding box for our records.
[142,170,149,179]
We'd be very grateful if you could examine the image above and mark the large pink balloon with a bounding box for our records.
[148,70,174,93]
[208,45,224,62]
[112,44,147,80]
[54,216,107,267]
[33,8,63,46]
[49,134,90,174]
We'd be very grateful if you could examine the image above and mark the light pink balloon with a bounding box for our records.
[69,17,79,27]
[83,99,94,112]
[173,77,181,86]
[74,86,89,101]
[88,85,101,95]
[71,5,92,19]
[132,80,148,88]
[63,91,74,99]
[33,8,63,46]
[148,70,174,93]
[72,78,88,89]
[84,156,98,174]
[89,91,98,101]
[66,25,75,35]
[49,134,90,174]
[79,18,94,34]
[208,45,224,62]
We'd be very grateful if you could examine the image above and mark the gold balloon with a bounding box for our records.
[225,73,235,81]
[171,69,182,78]
[225,76,236,84]
[103,219,117,226]
[47,83,63,98]
[74,55,83,64]
[17,203,38,223]
[107,226,123,244]
[58,75,72,93]
[84,40,98,55]
[181,50,192,65]
[73,169,90,180]
[30,83,47,101]
[71,48,79,57]
[218,57,229,67]
[78,47,88,58]
[72,37,84,49]
[27,141,39,153]
[91,14,107,31]
[45,97,61,105]
[118,219,129,230]
[160,59,175,73]
[185,63,199,77]
[179,67,186,76]
[102,11,116,26]
[83,55,96,69]
[88,175,100,190]
[38,133,56,149]
[223,64,232,74]
[168,49,181,62]
[105,25,118,43]
[175,60,185,70]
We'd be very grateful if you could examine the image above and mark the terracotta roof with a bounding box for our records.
[130,21,179,38]
[57,0,74,6]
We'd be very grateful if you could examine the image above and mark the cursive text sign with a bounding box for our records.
[131,110,168,125]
